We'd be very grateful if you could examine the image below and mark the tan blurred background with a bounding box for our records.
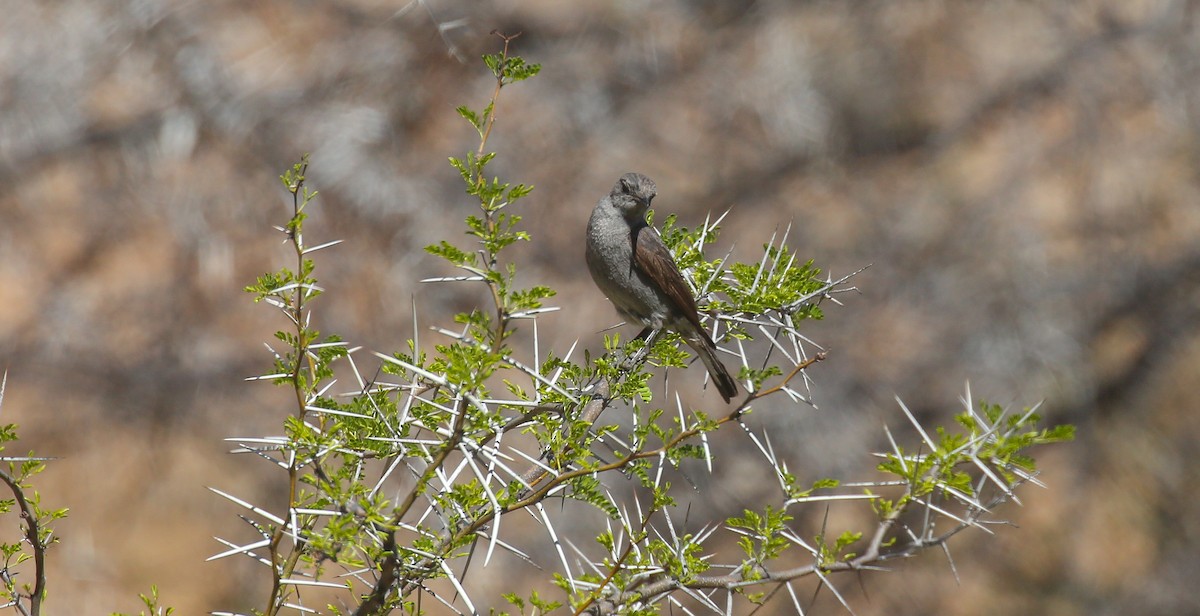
[2,0,1199,613]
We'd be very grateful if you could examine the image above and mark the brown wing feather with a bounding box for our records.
[632,222,738,402]
[631,224,707,335]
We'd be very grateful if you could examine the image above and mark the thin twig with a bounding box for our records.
[0,468,45,616]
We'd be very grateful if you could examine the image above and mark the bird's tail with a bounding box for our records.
[689,337,739,403]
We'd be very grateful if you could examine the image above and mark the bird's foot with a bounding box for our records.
[618,329,659,372]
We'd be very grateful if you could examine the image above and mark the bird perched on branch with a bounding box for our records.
[585,172,738,402]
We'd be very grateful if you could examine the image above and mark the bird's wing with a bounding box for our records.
[631,224,706,333]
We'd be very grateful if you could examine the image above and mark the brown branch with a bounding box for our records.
[354,532,399,616]
[395,397,471,523]
[266,160,313,616]
[748,352,827,402]
[0,468,45,616]
[355,396,471,616]
[572,504,658,616]
[476,31,522,159]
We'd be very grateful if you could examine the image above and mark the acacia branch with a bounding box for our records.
[383,346,822,605]
[266,160,314,616]
[461,351,828,539]
[572,504,658,616]
[619,445,1033,609]
[0,468,45,616]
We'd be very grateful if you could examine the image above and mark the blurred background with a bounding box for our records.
[2,0,1198,613]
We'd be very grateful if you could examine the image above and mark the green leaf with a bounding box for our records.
[456,105,482,133]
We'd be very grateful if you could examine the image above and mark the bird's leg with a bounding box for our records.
[619,327,660,371]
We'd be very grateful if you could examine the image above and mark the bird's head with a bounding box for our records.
[610,172,657,219]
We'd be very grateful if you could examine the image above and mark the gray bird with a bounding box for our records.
[585,172,739,402]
